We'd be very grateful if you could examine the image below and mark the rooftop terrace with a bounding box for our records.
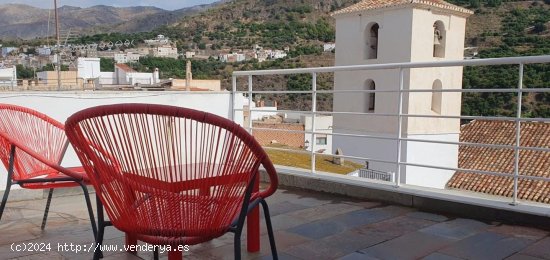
[1,186,550,260]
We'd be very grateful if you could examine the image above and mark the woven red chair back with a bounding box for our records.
[0,104,68,181]
[65,104,272,238]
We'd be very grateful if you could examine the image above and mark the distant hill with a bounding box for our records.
[0,3,219,40]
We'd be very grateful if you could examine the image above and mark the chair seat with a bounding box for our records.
[135,232,221,246]
[18,167,90,189]
[109,192,240,246]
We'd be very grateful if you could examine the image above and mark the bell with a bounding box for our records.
[434,30,442,45]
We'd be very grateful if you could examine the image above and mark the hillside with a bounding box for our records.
[5,0,550,117]
[0,3,220,39]
[158,0,550,117]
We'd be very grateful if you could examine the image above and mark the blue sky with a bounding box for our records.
[0,0,218,10]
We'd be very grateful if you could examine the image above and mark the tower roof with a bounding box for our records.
[331,0,473,17]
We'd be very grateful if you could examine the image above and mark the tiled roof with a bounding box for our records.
[447,120,550,203]
[115,63,136,73]
[331,0,473,17]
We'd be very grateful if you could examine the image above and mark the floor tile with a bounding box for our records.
[359,231,454,260]
[519,237,550,259]
[420,218,489,240]
[438,232,533,260]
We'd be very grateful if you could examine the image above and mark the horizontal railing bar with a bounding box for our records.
[239,108,550,123]
[402,162,550,182]
[233,88,550,94]
[265,145,550,182]
[233,55,550,76]
[402,114,550,123]
[264,145,550,181]
[263,146,310,155]
[251,126,398,141]
[401,162,515,179]
[263,146,398,165]
[251,126,550,152]
[402,137,550,152]
[235,108,313,114]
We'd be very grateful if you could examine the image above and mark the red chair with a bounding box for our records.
[0,104,97,238]
[64,103,278,260]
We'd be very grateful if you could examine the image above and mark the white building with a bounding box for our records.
[77,57,101,80]
[323,43,336,52]
[144,35,171,46]
[1,47,17,57]
[114,52,141,64]
[220,53,246,63]
[113,64,159,86]
[303,115,333,154]
[37,46,52,56]
[0,66,17,89]
[152,46,178,59]
[332,0,473,188]
[185,51,196,59]
[269,50,287,59]
[76,58,160,87]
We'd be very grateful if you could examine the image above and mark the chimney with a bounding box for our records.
[186,60,192,91]
[153,68,159,84]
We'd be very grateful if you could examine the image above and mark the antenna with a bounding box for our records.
[54,0,61,91]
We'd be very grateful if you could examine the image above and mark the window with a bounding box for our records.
[431,80,442,114]
[365,23,379,60]
[433,21,446,58]
[316,136,327,145]
[365,79,376,113]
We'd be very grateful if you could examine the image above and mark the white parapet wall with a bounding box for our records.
[0,91,245,192]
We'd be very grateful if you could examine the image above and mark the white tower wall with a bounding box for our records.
[332,2,471,188]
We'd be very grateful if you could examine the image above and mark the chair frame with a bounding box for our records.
[65,103,278,260]
[0,104,97,239]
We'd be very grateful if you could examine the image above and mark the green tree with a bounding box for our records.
[100,58,115,72]
[16,65,34,79]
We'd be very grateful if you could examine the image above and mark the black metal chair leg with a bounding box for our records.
[260,200,278,260]
[78,183,98,240]
[234,231,242,260]
[94,196,105,259]
[0,182,11,221]
[0,145,16,222]
[153,247,159,260]
[41,188,54,230]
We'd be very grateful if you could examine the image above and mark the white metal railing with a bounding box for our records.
[358,168,395,182]
[232,55,550,207]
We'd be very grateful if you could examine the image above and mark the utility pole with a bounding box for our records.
[54,0,61,91]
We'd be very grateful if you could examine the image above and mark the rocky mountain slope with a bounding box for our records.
[0,3,218,39]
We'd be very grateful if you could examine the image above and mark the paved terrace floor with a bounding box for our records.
[1,186,550,260]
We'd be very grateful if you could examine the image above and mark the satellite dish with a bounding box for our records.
[115,40,123,48]
[130,40,135,46]
[124,40,130,47]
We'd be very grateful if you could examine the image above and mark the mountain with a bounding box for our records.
[155,0,549,117]
[0,3,218,39]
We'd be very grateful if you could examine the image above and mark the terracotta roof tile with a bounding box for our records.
[447,120,550,204]
[331,0,473,17]
[115,63,136,73]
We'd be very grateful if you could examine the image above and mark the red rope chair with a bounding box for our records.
[0,104,97,238]
[65,103,278,260]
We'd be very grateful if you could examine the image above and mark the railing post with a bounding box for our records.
[395,68,405,187]
[512,63,524,205]
[248,75,253,134]
[231,75,237,122]
[311,72,317,174]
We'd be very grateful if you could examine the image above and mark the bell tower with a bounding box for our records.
[331,0,473,188]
